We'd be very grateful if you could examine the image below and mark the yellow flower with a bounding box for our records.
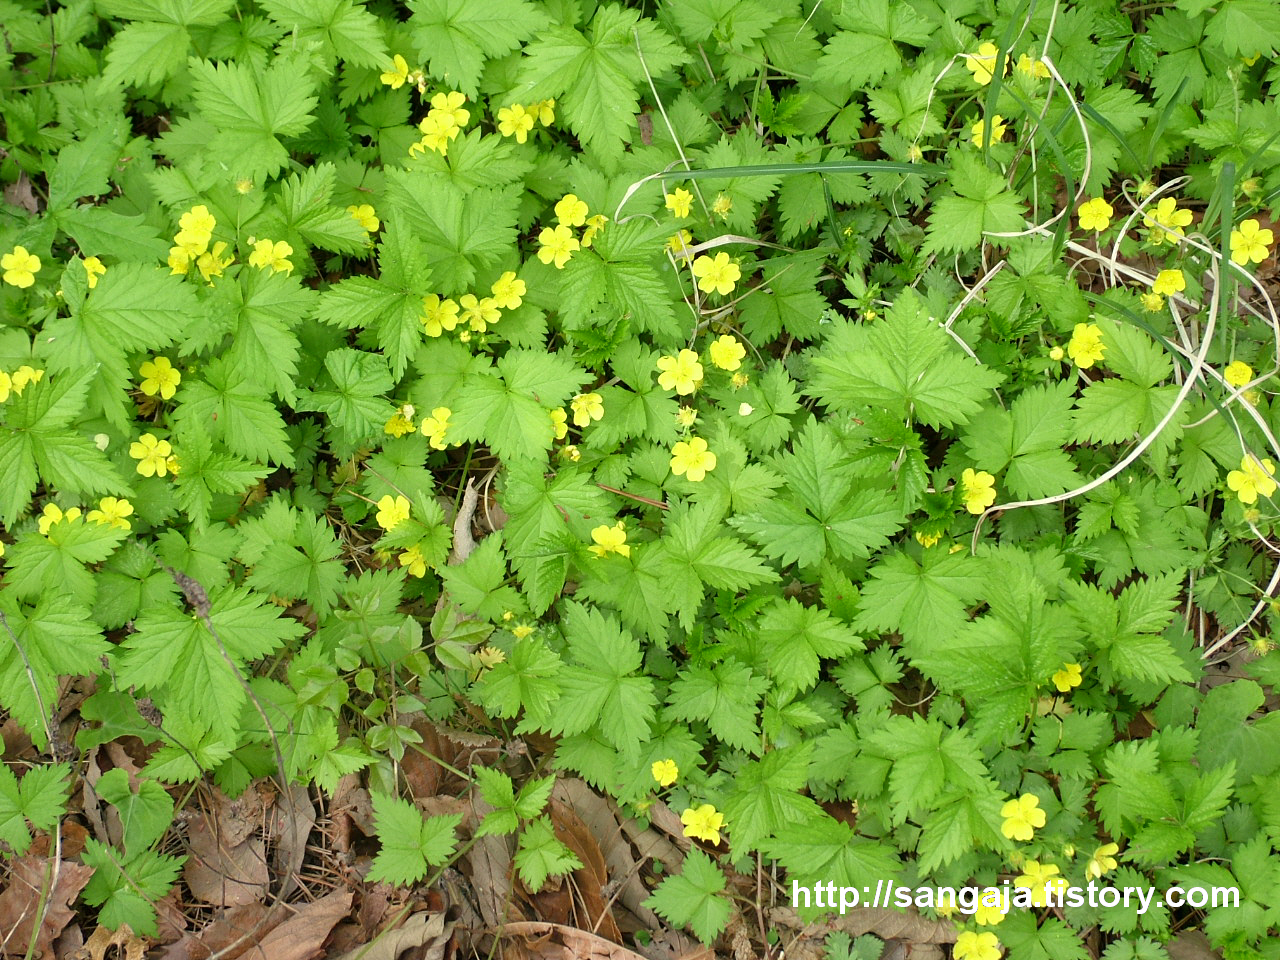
[675,406,698,428]
[421,406,451,450]
[550,407,568,440]
[248,238,293,274]
[531,98,556,126]
[570,392,604,427]
[709,334,746,371]
[680,804,725,844]
[738,402,753,416]
[459,293,500,332]
[196,241,233,282]
[711,193,732,217]
[1144,196,1193,245]
[347,204,380,233]
[236,179,254,195]
[1015,861,1065,906]
[0,371,10,403]
[691,252,741,296]
[129,433,174,478]
[915,531,941,548]
[589,521,630,558]
[429,90,470,128]
[1077,197,1114,232]
[1140,292,1165,312]
[656,349,704,395]
[1052,662,1082,692]
[83,256,106,289]
[1049,346,1065,361]
[961,468,997,515]
[671,436,716,482]
[376,494,410,531]
[953,931,1002,960]
[1085,843,1119,880]
[497,103,535,143]
[1225,361,1254,388]
[400,544,427,578]
[416,114,457,155]
[490,271,525,310]
[422,295,460,337]
[168,245,192,275]
[537,224,580,269]
[510,625,534,640]
[1067,322,1106,369]
[1016,53,1050,78]
[175,205,215,253]
[651,759,678,787]
[555,193,589,227]
[1000,793,1046,841]
[1227,455,1278,504]
[2,246,41,288]
[1152,269,1185,297]
[1231,219,1274,266]
[38,504,84,536]
[381,53,411,88]
[384,404,416,437]
[562,443,581,462]
[138,356,181,400]
[11,366,42,395]
[581,214,608,248]
[964,42,1009,85]
[87,497,133,531]
[667,229,694,261]
[665,188,693,219]
[971,114,1008,147]
[973,891,1008,927]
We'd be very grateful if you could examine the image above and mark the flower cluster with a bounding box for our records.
[1143,197,1192,246]
[384,403,416,438]
[87,497,134,531]
[671,436,716,482]
[421,272,522,339]
[570,392,603,428]
[420,406,452,450]
[537,194,607,270]
[970,114,1007,147]
[496,99,555,144]
[83,256,106,289]
[680,803,724,844]
[347,204,379,234]
[963,42,1010,85]
[0,365,45,404]
[1052,662,1082,692]
[376,494,410,531]
[410,91,470,157]
[380,54,424,90]
[168,204,235,281]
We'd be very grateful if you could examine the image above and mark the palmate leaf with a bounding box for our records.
[644,849,732,945]
[514,5,687,159]
[260,0,389,70]
[721,743,824,852]
[806,290,1002,429]
[514,816,582,892]
[368,791,461,885]
[304,348,395,444]
[0,590,108,750]
[407,0,549,96]
[187,54,318,182]
[174,356,294,467]
[761,813,901,890]
[0,762,70,855]
[665,658,768,754]
[113,585,306,740]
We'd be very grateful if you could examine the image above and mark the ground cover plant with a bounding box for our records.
[1,0,1280,956]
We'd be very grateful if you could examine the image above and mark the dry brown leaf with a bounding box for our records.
[328,910,451,960]
[270,783,315,901]
[463,832,519,928]
[3,173,39,215]
[237,890,353,960]
[154,903,279,960]
[492,921,656,960]
[0,856,94,958]
[184,816,269,907]
[632,928,712,960]
[552,779,661,929]
[769,905,957,944]
[75,925,147,960]
[546,799,622,942]
[1167,931,1219,960]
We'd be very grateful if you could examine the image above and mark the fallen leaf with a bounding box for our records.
[270,783,316,901]
[153,903,278,960]
[0,856,94,958]
[75,925,147,960]
[328,911,451,960]
[490,921,656,960]
[238,890,353,960]
[184,816,269,907]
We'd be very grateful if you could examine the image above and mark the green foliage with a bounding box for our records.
[1,0,1278,954]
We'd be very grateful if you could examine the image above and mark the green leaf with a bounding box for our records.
[643,848,733,945]
[113,586,306,740]
[408,0,549,96]
[187,54,319,182]
[665,659,768,754]
[94,768,174,856]
[81,841,184,939]
[47,127,122,209]
[514,815,582,892]
[761,813,901,890]
[304,348,395,443]
[473,635,562,727]
[514,5,687,159]
[260,0,389,70]
[103,21,191,86]
[367,791,461,886]
[722,743,825,851]
[0,591,109,750]
[924,151,1028,255]
[854,550,987,655]
[806,291,1003,429]
[174,356,294,466]
[756,596,863,693]
[0,762,69,855]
